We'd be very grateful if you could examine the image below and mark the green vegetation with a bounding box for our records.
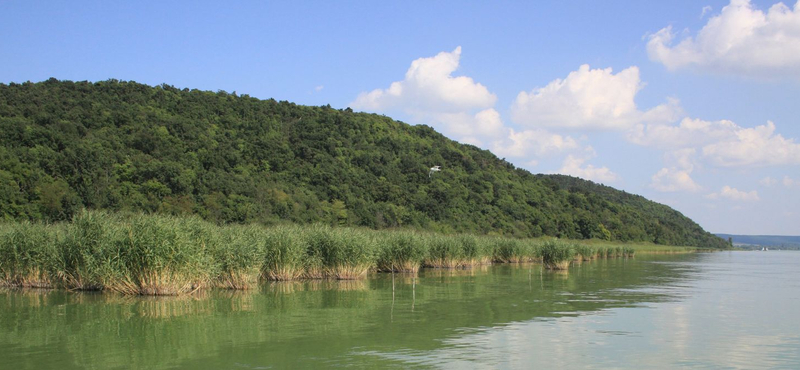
[376,231,428,272]
[540,241,576,270]
[492,238,538,263]
[0,79,727,248]
[0,211,670,295]
[261,225,308,281]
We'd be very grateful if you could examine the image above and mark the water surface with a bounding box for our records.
[1,252,798,369]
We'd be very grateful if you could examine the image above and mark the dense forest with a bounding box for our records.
[0,79,727,248]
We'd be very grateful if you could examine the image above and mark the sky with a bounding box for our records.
[1,0,799,235]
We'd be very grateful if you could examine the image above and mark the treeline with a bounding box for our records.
[0,79,727,248]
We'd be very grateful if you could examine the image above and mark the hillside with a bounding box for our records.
[0,79,727,248]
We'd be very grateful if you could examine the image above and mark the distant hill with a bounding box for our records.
[716,234,800,250]
[0,79,728,248]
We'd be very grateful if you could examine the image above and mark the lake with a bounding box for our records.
[2,251,799,369]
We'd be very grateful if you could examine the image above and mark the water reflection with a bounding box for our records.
[2,253,798,369]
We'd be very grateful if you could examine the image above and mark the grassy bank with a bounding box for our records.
[0,211,697,295]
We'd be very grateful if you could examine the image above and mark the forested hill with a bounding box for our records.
[0,79,727,248]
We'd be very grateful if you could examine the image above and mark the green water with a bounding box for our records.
[2,252,799,369]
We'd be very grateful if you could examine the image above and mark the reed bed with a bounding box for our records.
[424,234,466,268]
[213,225,264,289]
[261,225,309,281]
[0,221,60,288]
[540,240,576,270]
[573,245,596,261]
[306,225,377,279]
[55,210,122,291]
[376,230,428,273]
[105,214,215,295]
[459,234,493,267]
[492,237,538,263]
[0,210,688,295]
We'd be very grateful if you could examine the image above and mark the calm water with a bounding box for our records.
[2,252,799,369]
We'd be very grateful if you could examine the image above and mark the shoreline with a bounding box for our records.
[0,210,702,295]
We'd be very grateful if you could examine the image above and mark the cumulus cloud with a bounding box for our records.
[647,0,800,77]
[557,153,620,184]
[351,46,496,114]
[352,47,581,160]
[650,148,702,192]
[510,65,680,130]
[491,128,580,158]
[651,168,702,192]
[434,108,506,145]
[783,175,799,187]
[702,121,800,167]
[629,118,800,167]
[707,185,760,201]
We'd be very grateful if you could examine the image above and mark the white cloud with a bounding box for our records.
[651,168,702,192]
[557,154,620,184]
[628,117,737,148]
[512,65,630,130]
[783,175,799,187]
[647,0,800,78]
[434,108,506,145]
[351,46,496,114]
[491,128,580,158]
[629,118,800,167]
[650,149,702,192]
[352,48,580,161]
[702,121,800,167]
[314,85,324,92]
[707,185,760,201]
[760,176,778,186]
[701,5,713,18]
[510,64,681,131]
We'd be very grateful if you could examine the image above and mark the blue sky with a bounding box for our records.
[2,0,799,235]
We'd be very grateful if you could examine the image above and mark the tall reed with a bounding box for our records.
[424,234,465,268]
[55,210,119,290]
[261,224,309,281]
[492,237,536,263]
[459,234,493,267]
[306,225,376,279]
[540,240,575,270]
[105,214,215,295]
[0,222,59,288]
[376,230,428,273]
[212,225,264,289]
[573,245,596,261]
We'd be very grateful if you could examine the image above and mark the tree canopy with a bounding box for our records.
[0,79,727,248]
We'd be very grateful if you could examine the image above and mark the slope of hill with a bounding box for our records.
[0,79,727,248]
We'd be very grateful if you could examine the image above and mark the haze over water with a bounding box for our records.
[2,252,798,369]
